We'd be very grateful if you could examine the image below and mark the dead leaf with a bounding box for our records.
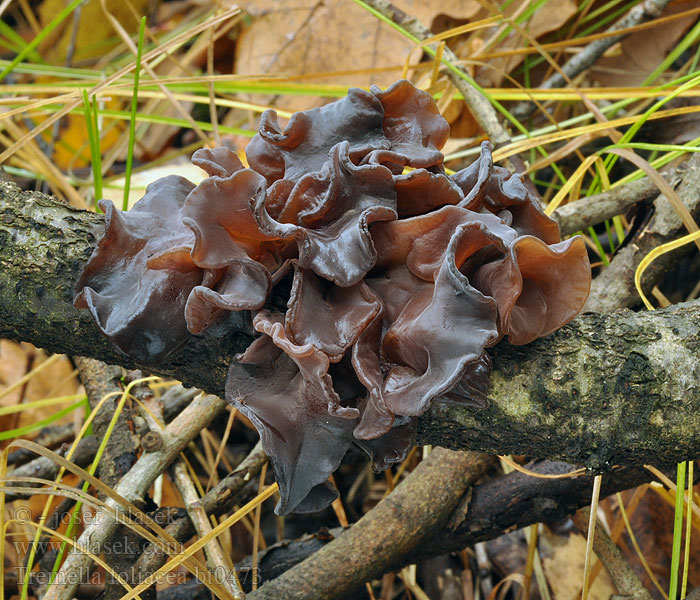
[394,0,481,29]
[0,341,80,450]
[38,0,151,65]
[235,0,416,111]
[540,526,617,600]
[615,488,700,592]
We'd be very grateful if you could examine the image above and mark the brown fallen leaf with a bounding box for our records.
[234,0,416,111]
[395,0,481,29]
[0,341,80,450]
[615,487,700,593]
[540,525,617,600]
[235,0,486,94]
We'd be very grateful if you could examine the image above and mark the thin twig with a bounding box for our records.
[512,0,672,119]
[41,393,227,600]
[553,175,658,237]
[3,438,99,503]
[572,506,652,600]
[131,442,267,584]
[170,460,244,599]
[585,153,700,312]
[227,462,667,594]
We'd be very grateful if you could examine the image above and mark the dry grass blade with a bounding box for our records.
[581,475,602,600]
[119,483,278,600]
[0,354,61,401]
[0,7,240,165]
[251,462,268,592]
[5,0,700,597]
[616,492,668,599]
[171,459,245,599]
[498,456,586,479]
[19,391,229,600]
[495,105,700,163]
[1,440,232,600]
[97,0,211,144]
[476,6,700,61]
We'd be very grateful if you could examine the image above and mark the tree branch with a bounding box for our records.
[248,461,666,599]
[250,449,493,600]
[2,181,700,470]
[0,180,243,395]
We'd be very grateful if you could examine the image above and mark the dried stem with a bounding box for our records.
[41,393,226,600]
[170,460,245,599]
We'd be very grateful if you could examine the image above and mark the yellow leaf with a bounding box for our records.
[38,0,151,64]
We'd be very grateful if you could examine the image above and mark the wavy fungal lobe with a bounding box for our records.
[75,80,591,515]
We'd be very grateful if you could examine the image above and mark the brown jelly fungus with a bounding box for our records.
[75,80,591,515]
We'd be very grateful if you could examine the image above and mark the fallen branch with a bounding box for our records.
[3,181,700,469]
[249,459,666,598]
[73,358,141,600]
[250,449,493,600]
[6,424,76,466]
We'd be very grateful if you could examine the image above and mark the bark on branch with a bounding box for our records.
[2,181,700,470]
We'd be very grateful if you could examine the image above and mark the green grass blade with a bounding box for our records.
[604,219,615,253]
[72,105,255,137]
[91,95,102,200]
[0,58,101,79]
[81,89,103,205]
[681,460,693,599]
[669,461,686,600]
[0,400,85,441]
[643,18,700,86]
[586,226,609,266]
[46,378,155,589]
[0,19,43,62]
[579,0,641,36]
[612,215,625,248]
[123,16,147,211]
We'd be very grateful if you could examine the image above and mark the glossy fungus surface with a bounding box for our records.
[75,80,592,514]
